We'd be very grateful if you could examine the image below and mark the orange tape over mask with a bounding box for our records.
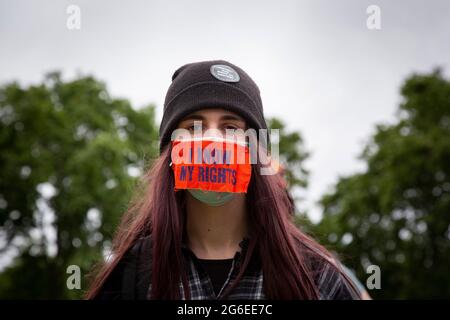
[171,138,252,193]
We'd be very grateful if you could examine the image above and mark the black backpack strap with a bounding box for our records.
[120,235,152,300]
[136,235,153,299]
[93,235,152,300]
[120,240,140,299]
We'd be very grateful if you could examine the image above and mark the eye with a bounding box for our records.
[223,123,239,130]
[187,123,203,131]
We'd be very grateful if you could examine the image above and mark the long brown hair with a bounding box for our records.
[86,144,358,299]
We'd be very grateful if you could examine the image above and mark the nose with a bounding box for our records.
[201,120,223,139]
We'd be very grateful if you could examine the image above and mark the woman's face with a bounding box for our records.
[175,108,249,206]
[177,108,247,140]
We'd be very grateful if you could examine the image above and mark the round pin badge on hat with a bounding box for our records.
[210,64,240,83]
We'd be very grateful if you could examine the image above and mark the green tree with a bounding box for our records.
[311,69,450,299]
[266,118,309,191]
[266,118,313,228]
[0,72,158,298]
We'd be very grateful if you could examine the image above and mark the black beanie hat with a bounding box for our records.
[159,60,268,153]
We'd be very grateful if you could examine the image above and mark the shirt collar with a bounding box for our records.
[181,235,251,261]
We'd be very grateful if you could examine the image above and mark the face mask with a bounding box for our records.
[187,189,234,206]
[170,137,252,206]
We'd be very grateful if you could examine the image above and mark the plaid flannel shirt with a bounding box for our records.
[144,236,359,300]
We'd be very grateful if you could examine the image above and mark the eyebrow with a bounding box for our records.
[220,114,245,122]
[181,114,205,121]
[180,113,245,123]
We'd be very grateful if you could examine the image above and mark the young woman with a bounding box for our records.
[86,60,360,300]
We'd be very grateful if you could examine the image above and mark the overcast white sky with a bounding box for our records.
[1,0,449,222]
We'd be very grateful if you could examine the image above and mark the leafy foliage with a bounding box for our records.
[0,72,158,298]
[310,70,450,298]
